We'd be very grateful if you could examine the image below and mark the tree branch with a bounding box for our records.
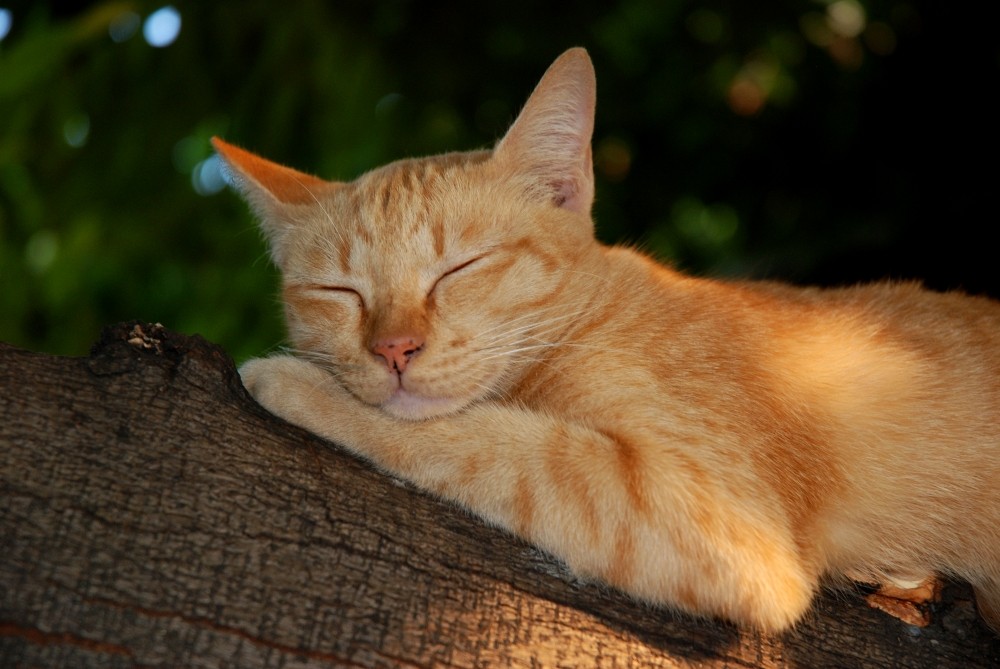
[1,322,997,667]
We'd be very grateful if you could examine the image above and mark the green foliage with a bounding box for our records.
[0,1,991,360]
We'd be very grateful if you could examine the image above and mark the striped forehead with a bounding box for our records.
[298,151,491,278]
[345,158,469,269]
[363,159,447,236]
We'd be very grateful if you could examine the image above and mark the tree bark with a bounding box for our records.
[1,322,997,668]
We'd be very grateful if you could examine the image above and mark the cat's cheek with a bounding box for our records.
[484,246,564,307]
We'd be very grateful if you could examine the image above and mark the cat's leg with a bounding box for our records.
[240,354,816,632]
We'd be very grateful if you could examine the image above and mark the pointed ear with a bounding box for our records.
[212,137,331,207]
[494,48,596,214]
[213,137,335,265]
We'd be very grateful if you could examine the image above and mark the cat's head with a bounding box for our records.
[216,48,599,420]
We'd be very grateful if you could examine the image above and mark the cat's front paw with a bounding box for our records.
[240,355,381,451]
[239,355,335,426]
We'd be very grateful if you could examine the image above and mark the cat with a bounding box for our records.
[213,47,1000,634]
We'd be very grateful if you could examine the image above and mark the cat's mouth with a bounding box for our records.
[380,387,465,421]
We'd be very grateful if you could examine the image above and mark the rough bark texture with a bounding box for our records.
[1,322,998,668]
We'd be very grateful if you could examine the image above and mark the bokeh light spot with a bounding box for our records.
[143,6,181,48]
[827,0,866,39]
[672,197,739,248]
[596,137,632,182]
[63,114,90,148]
[0,8,11,42]
[864,21,897,55]
[192,155,227,196]
[728,78,765,116]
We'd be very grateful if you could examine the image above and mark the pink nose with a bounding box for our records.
[371,336,424,373]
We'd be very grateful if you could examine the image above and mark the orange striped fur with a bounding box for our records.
[217,48,1000,633]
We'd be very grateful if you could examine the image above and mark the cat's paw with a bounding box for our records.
[239,355,336,425]
[240,355,380,451]
[863,575,943,628]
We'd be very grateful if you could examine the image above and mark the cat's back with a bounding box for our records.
[594,249,1000,417]
[564,248,1000,570]
[523,245,1000,422]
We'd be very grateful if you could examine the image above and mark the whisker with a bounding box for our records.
[474,308,593,347]
[470,306,567,340]
[479,342,559,363]
[281,347,366,377]
[552,266,614,285]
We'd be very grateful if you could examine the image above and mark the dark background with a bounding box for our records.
[1,1,996,361]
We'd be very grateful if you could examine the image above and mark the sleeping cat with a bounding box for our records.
[214,47,1000,634]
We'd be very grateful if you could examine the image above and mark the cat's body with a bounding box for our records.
[215,48,1000,633]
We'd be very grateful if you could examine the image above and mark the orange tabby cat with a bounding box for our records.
[214,48,1000,633]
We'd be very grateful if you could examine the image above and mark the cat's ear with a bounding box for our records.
[212,137,336,264]
[212,137,331,207]
[494,47,596,214]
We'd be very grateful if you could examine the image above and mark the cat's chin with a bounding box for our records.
[380,388,467,421]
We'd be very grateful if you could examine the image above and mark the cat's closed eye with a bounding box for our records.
[430,256,485,296]
[309,284,365,310]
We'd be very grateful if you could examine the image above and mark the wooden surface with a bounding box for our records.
[1,322,997,668]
